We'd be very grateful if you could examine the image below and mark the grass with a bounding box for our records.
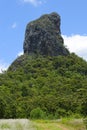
[0,119,36,130]
[59,118,86,130]
[33,118,86,130]
[0,118,86,130]
[33,120,62,130]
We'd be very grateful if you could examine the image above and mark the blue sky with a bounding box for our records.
[0,0,87,72]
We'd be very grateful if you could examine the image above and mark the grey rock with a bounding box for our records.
[23,12,69,56]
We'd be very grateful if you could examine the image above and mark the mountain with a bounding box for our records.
[0,12,87,119]
[23,12,69,56]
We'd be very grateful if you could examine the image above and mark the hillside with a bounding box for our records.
[0,53,87,118]
[0,12,87,119]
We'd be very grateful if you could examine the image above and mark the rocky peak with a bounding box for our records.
[23,12,69,56]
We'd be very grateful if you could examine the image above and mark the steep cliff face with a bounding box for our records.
[23,12,69,56]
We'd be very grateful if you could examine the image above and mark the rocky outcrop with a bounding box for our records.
[23,12,69,56]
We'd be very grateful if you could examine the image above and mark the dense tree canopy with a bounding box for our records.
[0,53,87,118]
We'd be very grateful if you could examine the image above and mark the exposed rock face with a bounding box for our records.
[23,12,69,56]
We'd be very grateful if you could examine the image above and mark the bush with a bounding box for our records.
[30,107,45,119]
[47,114,54,120]
[55,108,67,119]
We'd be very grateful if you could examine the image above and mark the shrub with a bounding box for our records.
[55,108,67,119]
[30,107,45,119]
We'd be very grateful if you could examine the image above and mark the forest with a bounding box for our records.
[0,53,87,119]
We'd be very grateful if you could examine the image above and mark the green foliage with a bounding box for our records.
[30,107,45,119]
[55,108,67,118]
[0,53,87,118]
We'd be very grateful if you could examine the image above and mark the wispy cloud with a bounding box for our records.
[11,22,17,29]
[63,34,87,61]
[22,0,43,6]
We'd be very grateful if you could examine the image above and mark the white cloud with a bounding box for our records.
[0,51,23,73]
[63,34,87,61]
[17,51,23,57]
[22,0,43,6]
[11,22,17,29]
[0,61,9,73]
